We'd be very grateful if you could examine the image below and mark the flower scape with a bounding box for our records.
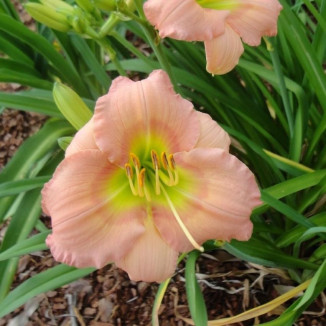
[42,70,261,282]
[144,0,282,74]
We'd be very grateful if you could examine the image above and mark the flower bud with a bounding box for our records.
[57,137,73,151]
[75,0,94,13]
[93,0,116,11]
[53,82,93,130]
[25,3,71,32]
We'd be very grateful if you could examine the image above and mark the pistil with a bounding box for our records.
[161,186,204,252]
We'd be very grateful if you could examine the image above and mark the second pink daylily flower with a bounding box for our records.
[144,0,282,74]
[42,70,261,282]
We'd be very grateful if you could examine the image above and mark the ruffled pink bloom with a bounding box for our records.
[42,70,261,282]
[144,0,282,74]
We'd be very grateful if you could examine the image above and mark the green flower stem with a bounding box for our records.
[134,0,179,92]
[98,14,121,38]
[96,37,127,76]
[110,30,156,68]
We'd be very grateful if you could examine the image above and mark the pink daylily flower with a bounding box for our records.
[42,70,261,282]
[144,0,282,74]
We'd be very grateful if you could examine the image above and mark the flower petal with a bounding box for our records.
[116,215,178,282]
[195,111,231,150]
[144,0,229,41]
[43,149,145,268]
[227,0,282,46]
[65,118,98,157]
[94,70,200,165]
[153,148,261,252]
[204,24,244,75]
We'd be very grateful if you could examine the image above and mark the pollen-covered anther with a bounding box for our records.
[151,150,160,169]
[130,152,141,170]
[168,154,179,185]
[125,163,137,196]
[161,152,174,186]
[130,153,142,194]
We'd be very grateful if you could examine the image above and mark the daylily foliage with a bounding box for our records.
[144,0,282,74]
[42,70,261,282]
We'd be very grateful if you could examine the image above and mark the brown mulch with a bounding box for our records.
[0,83,47,171]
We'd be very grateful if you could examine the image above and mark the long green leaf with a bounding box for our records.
[185,251,208,326]
[224,238,319,270]
[0,264,95,318]
[0,231,50,261]
[71,36,111,90]
[0,89,62,116]
[279,0,326,112]
[0,176,50,198]
[0,34,33,65]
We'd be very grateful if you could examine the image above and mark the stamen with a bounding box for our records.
[161,152,174,186]
[161,152,169,170]
[138,168,145,197]
[125,163,137,196]
[139,168,151,201]
[125,163,133,179]
[130,153,141,194]
[168,154,179,185]
[168,154,176,170]
[161,186,204,252]
[151,150,161,195]
[130,153,141,170]
[151,150,160,169]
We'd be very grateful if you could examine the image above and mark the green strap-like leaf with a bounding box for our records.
[224,238,319,271]
[0,231,50,261]
[0,176,50,198]
[0,264,95,318]
[185,251,208,326]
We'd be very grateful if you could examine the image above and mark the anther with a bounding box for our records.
[139,168,146,188]
[168,154,179,185]
[125,163,133,179]
[168,154,176,170]
[161,152,174,186]
[125,163,137,196]
[151,150,160,169]
[161,152,169,170]
[130,153,141,169]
